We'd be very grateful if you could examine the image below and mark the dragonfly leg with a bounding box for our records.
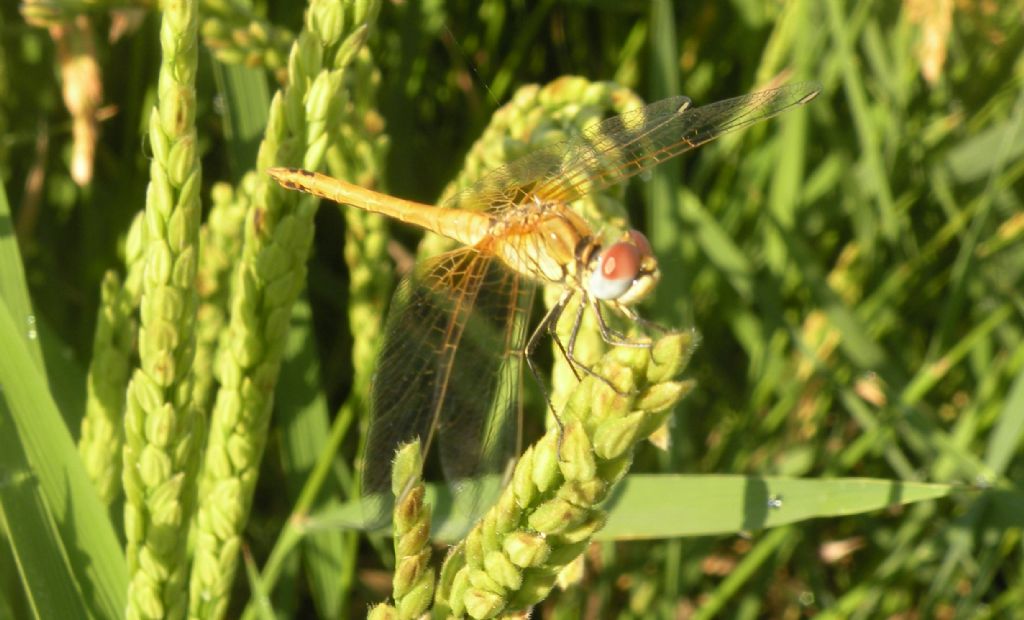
[590,298,654,349]
[525,290,573,431]
[533,296,582,382]
[612,302,673,334]
[610,303,678,362]
[525,290,583,460]
[561,296,633,397]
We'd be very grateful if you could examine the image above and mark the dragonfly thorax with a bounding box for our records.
[488,204,594,285]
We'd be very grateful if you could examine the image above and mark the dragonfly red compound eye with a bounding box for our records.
[627,229,652,258]
[590,241,642,300]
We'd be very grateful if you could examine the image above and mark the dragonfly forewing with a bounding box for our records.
[534,81,822,205]
[440,81,822,218]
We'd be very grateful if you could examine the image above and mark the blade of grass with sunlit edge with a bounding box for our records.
[984,364,1024,477]
[0,298,127,618]
[302,474,954,543]
[598,475,956,540]
[0,181,43,371]
[0,179,83,430]
[0,402,88,620]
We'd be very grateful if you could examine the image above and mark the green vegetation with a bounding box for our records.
[2,0,1023,618]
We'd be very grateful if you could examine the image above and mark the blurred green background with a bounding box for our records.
[3,0,1024,617]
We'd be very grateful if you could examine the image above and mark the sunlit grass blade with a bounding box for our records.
[985,363,1024,477]
[598,475,955,540]
[0,298,127,618]
[0,405,88,620]
[303,474,955,544]
[0,180,43,372]
[677,189,755,300]
[212,61,270,178]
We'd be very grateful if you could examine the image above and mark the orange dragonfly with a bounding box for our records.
[269,81,821,528]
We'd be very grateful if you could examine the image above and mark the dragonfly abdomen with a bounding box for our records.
[267,167,493,247]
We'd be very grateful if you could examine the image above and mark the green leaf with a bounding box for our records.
[277,296,353,618]
[0,178,43,372]
[0,298,127,618]
[985,364,1024,477]
[213,61,271,179]
[985,489,1024,529]
[598,475,956,540]
[304,474,955,542]
[0,403,88,620]
[945,116,1024,183]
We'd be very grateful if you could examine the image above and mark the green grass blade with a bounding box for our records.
[644,0,686,324]
[35,315,86,430]
[0,178,86,428]
[0,180,43,372]
[985,489,1024,529]
[242,544,277,620]
[0,298,127,618]
[772,215,890,371]
[277,296,352,618]
[691,526,793,620]
[678,189,755,300]
[824,0,898,242]
[945,115,1024,183]
[986,362,1024,477]
[305,474,954,543]
[212,61,271,178]
[598,475,955,540]
[0,404,88,620]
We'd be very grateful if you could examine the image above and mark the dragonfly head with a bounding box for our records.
[587,229,660,305]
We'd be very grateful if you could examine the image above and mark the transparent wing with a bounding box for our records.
[436,252,535,534]
[442,81,821,215]
[361,247,534,529]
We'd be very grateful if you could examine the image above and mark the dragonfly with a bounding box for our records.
[269,81,821,529]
